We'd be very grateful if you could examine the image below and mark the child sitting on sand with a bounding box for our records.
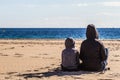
[61,37,80,71]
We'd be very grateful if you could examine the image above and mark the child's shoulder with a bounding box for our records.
[62,48,78,52]
[72,48,79,53]
[72,48,78,50]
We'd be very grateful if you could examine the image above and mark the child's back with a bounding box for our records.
[61,38,80,71]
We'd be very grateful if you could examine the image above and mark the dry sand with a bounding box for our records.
[0,39,120,80]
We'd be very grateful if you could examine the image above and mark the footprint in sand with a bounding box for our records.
[14,53,23,57]
[2,54,9,56]
[0,53,3,55]
[26,70,32,72]
[4,76,11,79]
[34,69,39,72]
[48,57,54,59]
[42,57,54,59]
[39,68,44,70]
[51,64,55,66]
[3,47,15,50]
[0,53,9,56]
[39,53,49,56]
[98,79,114,80]
[28,45,33,47]
[45,66,50,69]
[10,47,15,49]
[0,73,5,75]
[113,55,120,57]
[30,56,39,58]
[110,59,120,62]
[42,53,48,55]
[26,69,39,72]
[7,72,18,75]
[21,46,24,47]
[39,53,48,55]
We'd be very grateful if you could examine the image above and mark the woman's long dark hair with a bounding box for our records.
[86,24,99,39]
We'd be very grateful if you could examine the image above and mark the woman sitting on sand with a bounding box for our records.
[79,24,108,71]
[61,37,80,71]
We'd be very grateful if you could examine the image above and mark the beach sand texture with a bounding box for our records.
[0,39,120,80]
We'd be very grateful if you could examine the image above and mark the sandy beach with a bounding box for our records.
[0,39,120,80]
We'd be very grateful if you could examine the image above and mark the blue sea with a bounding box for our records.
[0,28,120,39]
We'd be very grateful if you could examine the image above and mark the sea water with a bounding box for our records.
[0,28,120,39]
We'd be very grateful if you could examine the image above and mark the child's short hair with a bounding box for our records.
[65,37,75,48]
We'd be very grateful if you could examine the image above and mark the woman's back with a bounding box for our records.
[80,39,106,70]
[79,24,107,71]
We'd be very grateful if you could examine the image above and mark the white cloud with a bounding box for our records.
[102,2,120,7]
[97,12,114,16]
[43,18,49,21]
[96,12,120,17]
[72,3,88,7]
[77,3,88,7]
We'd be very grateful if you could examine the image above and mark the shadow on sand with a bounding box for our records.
[17,67,96,79]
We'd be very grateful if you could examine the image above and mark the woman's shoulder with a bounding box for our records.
[81,39,87,44]
[95,39,104,46]
[81,39,104,45]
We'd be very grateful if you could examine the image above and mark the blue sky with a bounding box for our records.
[0,0,120,28]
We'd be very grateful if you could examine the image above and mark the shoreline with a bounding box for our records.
[0,38,120,40]
[0,39,120,45]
